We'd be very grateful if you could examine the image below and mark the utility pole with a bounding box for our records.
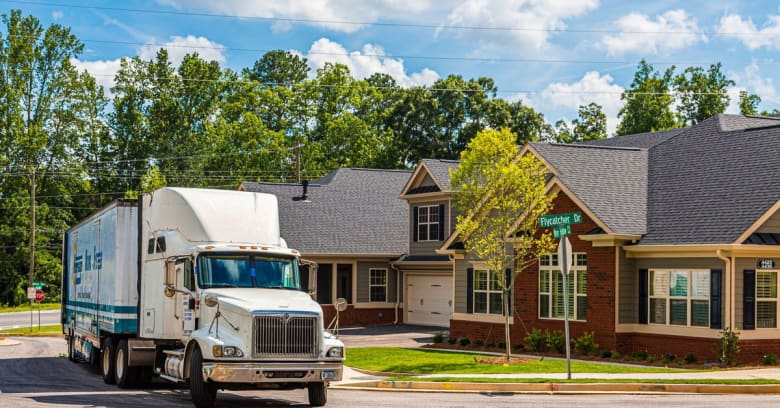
[29,168,36,331]
[295,138,301,183]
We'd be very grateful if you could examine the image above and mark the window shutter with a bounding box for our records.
[438,204,445,241]
[505,268,513,316]
[638,269,648,324]
[710,269,722,329]
[743,269,755,330]
[466,268,474,314]
[412,206,419,242]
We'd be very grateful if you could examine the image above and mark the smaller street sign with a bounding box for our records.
[553,224,571,239]
[27,286,36,300]
[540,212,583,228]
[34,290,45,303]
[557,237,574,272]
[32,281,45,290]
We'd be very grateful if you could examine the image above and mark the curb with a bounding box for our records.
[334,380,780,394]
[0,338,22,347]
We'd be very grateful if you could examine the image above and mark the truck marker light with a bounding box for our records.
[261,246,268,250]
[291,250,299,255]
[239,245,247,249]
[205,245,214,250]
[250,246,257,249]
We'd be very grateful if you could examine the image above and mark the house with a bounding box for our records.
[239,168,411,328]
[442,114,780,362]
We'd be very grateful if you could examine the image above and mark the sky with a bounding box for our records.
[4,0,780,135]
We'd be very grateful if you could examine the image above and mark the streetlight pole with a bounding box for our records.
[29,168,36,331]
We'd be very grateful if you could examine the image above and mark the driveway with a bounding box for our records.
[336,324,447,348]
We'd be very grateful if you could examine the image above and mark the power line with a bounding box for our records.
[5,0,774,37]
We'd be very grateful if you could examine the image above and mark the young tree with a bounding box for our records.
[739,91,761,115]
[451,128,556,359]
[616,60,677,135]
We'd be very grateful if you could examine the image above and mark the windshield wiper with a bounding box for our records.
[208,283,239,288]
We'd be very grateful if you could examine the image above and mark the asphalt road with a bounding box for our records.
[0,309,60,330]
[2,337,780,407]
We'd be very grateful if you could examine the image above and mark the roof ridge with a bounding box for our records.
[546,142,645,152]
[343,167,413,173]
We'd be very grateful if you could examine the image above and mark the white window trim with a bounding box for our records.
[648,269,711,328]
[473,268,504,316]
[417,205,440,242]
[756,270,779,329]
[369,268,388,303]
[538,253,587,321]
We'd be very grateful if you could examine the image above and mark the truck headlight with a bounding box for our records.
[213,345,244,358]
[326,347,343,358]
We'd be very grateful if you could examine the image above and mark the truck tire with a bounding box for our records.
[307,382,327,407]
[102,338,116,385]
[115,339,138,388]
[190,346,217,408]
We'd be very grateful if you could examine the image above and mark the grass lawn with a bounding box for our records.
[386,377,780,385]
[0,324,62,335]
[346,348,688,374]
[0,303,60,313]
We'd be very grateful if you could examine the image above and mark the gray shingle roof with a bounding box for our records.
[421,159,459,191]
[642,115,780,244]
[581,128,685,149]
[531,143,649,235]
[241,168,411,255]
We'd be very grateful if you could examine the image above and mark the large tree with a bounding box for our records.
[616,60,678,135]
[674,63,734,125]
[451,128,556,359]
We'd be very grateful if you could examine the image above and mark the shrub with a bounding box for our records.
[513,343,525,351]
[684,353,697,364]
[573,332,599,355]
[432,332,444,343]
[497,342,506,349]
[610,350,621,360]
[545,330,566,354]
[630,350,648,361]
[524,328,546,352]
[601,350,612,358]
[475,339,485,347]
[459,337,470,347]
[717,328,740,365]
[661,353,676,364]
[763,353,779,366]
[448,338,457,345]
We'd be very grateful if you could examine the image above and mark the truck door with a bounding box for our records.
[178,260,196,338]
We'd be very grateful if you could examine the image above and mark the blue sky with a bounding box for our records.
[5,0,780,134]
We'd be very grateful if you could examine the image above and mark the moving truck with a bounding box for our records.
[61,187,344,407]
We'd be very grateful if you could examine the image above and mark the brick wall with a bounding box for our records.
[615,333,780,364]
[322,305,400,328]
[451,192,618,351]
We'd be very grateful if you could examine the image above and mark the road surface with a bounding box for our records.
[0,309,60,330]
[2,336,780,407]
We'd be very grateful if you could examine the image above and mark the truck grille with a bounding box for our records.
[254,315,319,358]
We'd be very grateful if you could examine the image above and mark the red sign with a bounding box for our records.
[34,289,45,303]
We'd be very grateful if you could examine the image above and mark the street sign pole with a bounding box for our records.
[558,237,573,380]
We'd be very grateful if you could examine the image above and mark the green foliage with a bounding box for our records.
[556,103,608,142]
[718,328,741,366]
[524,328,546,352]
[459,337,470,347]
[684,353,697,364]
[573,332,599,355]
[475,339,484,347]
[610,350,621,359]
[630,350,649,361]
[739,91,761,115]
[545,330,566,354]
[617,60,678,135]
[432,332,444,343]
[762,353,779,366]
[601,350,612,358]
[661,353,676,364]
[674,63,734,125]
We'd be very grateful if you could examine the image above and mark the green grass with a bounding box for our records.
[0,303,60,313]
[346,348,687,374]
[386,377,780,385]
[0,324,62,335]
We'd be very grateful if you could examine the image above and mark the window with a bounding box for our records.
[474,269,503,315]
[648,269,710,327]
[369,269,388,302]
[756,271,777,329]
[417,205,440,241]
[539,253,587,321]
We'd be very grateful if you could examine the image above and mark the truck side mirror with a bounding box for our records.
[164,260,176,297]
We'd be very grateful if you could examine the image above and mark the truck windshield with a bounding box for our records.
[197,254,300,290]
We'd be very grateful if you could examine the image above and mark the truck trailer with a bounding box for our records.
[61,187,344,407]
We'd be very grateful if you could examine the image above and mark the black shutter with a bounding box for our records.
[710,269,722,329]
[466,268,474,313]
[412,206,419,242]
[638,269,648,324]
[438,204,445,241]
[744,269,755,330]
[505,268,513,316]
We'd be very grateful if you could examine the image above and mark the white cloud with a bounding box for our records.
[717,14,780,50]
[71,58,123,94]
[306,38,439,87]
[730,63,780,107]
[526,71,624,135]
[51,11,64,20]
[157,0,438,33]
[442,0,599,50]
[138,35,226,66]
[600,10,705,55]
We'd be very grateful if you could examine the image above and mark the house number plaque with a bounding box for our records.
[758,259,775,270]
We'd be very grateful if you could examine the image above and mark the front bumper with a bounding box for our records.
[201,361,343,383]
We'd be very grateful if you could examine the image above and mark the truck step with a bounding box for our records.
[162,349,185,357]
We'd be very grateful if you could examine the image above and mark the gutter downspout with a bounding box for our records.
[390,262,402,324]
[716,249,731,329]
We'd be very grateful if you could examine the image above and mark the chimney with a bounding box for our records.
[294,180,311,202]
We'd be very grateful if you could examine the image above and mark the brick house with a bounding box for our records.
[442,114,780,363]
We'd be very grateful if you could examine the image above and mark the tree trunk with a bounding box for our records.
[504,287,511,360]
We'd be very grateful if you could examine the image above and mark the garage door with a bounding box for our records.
[406,275,452,327]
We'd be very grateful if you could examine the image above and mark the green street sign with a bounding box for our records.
[553,224,571,239]
[32,281,45,290]
[540,212,583,228]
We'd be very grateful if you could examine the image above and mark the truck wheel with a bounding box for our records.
[189,346,217,408]
[307,382,327,407]
[115,339,138,388]
[102,338,116,385]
